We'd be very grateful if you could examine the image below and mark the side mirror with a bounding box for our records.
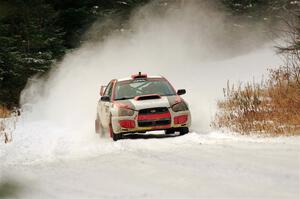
[100,86,106,96]
[101,96,110,102]
[177,89,186,95]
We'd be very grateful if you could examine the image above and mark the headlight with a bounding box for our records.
[171,101,188,112]
[118,107,135,116]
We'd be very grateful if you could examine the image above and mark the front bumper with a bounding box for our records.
[111,109,191,134]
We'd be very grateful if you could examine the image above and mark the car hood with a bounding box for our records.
[117,96,178,110]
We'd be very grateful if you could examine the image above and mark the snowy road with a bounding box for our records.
[1,132,299,199]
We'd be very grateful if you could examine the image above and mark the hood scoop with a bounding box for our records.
[135,94,161,101]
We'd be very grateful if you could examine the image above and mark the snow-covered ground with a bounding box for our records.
[1,126,299,199]
[1,42,298,199]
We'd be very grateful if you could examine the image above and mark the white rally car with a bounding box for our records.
[95,73,191,141]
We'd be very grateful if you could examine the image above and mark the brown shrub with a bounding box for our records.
[213,66,300,136]
[0,105,13,143]
[0,105,11,118]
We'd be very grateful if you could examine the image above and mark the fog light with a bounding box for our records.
[119,120,135,128]
[174,115,188,124]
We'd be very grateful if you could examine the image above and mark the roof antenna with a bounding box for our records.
[138,72,141,75]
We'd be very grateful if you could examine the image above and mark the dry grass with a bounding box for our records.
[0,105,14,143]
[0,105,11,118]
[213,66,300,136]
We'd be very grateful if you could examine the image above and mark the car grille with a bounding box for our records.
[138,118,171,127]
[137,107,171,127]
[138,107,169,115]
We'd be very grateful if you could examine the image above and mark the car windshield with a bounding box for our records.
[114,78,176,100]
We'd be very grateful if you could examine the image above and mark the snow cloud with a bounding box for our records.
[19,0,281,142]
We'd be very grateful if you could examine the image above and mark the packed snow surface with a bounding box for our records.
[1,119,299,199]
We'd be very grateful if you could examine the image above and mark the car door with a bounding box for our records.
[100,81,114,128]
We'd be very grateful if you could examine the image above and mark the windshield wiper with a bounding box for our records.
[114,97,133,101]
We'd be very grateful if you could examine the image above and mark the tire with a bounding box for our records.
[112,132,123,141]
[179,127,189,135]
[95,118,100,134]
[165,129,175,135]
[109,118,122,141]
[95,115,105,137]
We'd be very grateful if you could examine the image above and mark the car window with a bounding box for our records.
[104,81,113,98]
[114,78,176,100]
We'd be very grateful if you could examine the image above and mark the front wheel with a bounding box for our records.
[112,132,123,141]
[179,127,189,135]
[109,119,123,141]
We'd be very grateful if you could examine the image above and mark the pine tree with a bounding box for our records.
[0,0,65,107]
